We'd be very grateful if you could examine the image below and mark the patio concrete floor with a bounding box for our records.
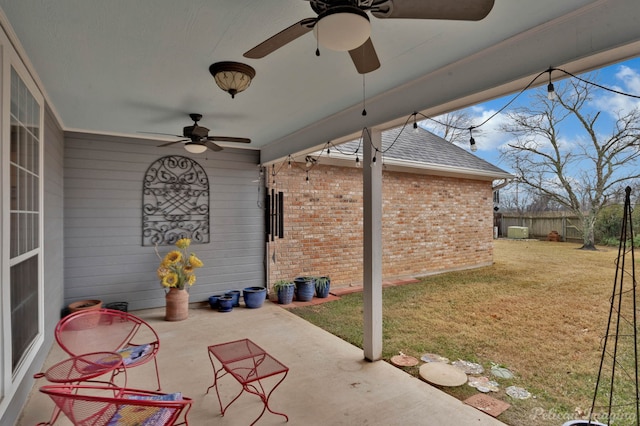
[18,301,506,425]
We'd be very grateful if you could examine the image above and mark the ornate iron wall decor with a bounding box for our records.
[142,155,210,246]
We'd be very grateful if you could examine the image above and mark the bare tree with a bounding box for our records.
[500,75,640,249]
[424,110,480,146]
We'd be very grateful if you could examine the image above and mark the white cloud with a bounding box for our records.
[591,65,640,117]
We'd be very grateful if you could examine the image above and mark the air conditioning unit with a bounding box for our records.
[507,226,529,239]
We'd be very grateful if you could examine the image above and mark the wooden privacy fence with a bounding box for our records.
[496,214,583,242]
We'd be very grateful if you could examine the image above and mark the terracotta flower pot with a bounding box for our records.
[68,299,102,314]
[165,288,189,321]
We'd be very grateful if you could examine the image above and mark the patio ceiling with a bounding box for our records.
[0,0,639,163]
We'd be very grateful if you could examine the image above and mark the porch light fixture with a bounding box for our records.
[209,61,256,99]
[184,143,207,154]
[313,6,371,51]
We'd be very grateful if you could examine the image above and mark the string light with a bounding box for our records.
[264,66,640,181]
[469,128,478,152]
[547,69,557,101]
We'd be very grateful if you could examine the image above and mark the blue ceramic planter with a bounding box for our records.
[225,290,241,307]
[315,276,331,298]
[243,286,267,309]
[294,277,315,302]
[217,296,233,312]
[208,295,219,309]
[277,285,295,305]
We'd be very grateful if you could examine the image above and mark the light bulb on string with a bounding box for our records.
[413,112,419,133]
[547,69,557,101]
[355,155,361,168]
[469,128,478,152]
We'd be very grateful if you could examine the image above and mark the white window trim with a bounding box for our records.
[0,25,45,416]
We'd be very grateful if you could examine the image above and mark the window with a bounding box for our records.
[9,64,42,371]
[1,46,44,414]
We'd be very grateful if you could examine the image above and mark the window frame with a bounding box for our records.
[0,30,45,416]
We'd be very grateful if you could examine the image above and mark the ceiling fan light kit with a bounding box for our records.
[184,142,208,154]
[314,5,371,51]
[209,61,256,99]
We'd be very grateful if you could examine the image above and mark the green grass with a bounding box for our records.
[290,239,639,425]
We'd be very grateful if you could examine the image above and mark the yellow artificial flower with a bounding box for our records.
[161,272,179,288]
[175,238,191,250]
[156,266,170,278]
[189,254,203,268]
[157,239,203,291]
[164,250,182,265]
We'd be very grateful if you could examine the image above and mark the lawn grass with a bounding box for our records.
[290,239,638,425]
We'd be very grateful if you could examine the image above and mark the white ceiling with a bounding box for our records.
[0,0,639,163]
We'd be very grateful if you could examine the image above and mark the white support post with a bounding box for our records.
[362,128,383,361]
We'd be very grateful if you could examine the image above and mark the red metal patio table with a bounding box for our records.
[206,338,288,425]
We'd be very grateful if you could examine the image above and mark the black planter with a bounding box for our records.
[294,277,315,302]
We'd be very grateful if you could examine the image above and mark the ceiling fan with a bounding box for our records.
[141,113,251,154]
[243,0,495,74]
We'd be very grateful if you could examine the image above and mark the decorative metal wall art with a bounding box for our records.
[142,155,209,246]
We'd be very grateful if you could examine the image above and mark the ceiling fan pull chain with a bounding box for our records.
[315,25,320,56]
[361,73,367,116]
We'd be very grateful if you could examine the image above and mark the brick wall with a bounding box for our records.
[267,163,494,290]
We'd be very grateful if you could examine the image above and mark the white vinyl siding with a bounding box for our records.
[64,132,264,310]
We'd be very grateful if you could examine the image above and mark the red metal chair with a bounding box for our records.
[55,308,162,390]
[37,384,191,426]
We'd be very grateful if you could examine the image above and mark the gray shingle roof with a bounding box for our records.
[337,126,509,177]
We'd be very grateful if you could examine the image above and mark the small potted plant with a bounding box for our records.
[314,276,331,298]
[273,280,295,305]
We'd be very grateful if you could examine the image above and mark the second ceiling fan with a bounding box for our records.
[142,113,251,154]
[244,0,495,74]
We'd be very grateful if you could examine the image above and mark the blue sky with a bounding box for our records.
[423,56,640,172]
